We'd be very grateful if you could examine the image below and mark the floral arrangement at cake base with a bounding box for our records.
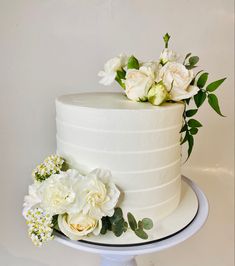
[23,155,153,246]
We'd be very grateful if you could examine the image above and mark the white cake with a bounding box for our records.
[56,92,184,222]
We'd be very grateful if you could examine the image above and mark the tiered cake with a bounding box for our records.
[56,92,184,222]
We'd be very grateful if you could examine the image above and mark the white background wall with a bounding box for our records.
[0,1,234,266]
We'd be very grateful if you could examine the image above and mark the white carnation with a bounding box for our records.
[77,168,120,220]
[160,48,179,64]
[23,183,41,218]
[98,53,127,85]
[39,169,82,215]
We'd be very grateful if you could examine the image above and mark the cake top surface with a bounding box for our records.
[56,92,183,110]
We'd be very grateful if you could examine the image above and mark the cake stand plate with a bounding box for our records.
[55,176,209,266]
[55,176,199,246]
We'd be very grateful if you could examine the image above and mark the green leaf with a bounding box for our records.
[189,56,199,66]
[138,221,143,229]
[185,97,191,105]
[187,134,194,159]
[194,90,206,108]
[185,65,198,70]
[188,119,203,128]
[109,207,123,224]
[197,72,209,88]
[206,78,226,92]
[100,216,112,234]
[134,228,148,240]
[190,128,198,135]
[112,219,125,237]
[127,56,139,70]
[181,131,189,145]
[190,70,204,85]
[180,124,187,133]
[142,218,153,230]
[186,109,198,117]
[208,94,225,117]
[127,212,137,231]
[163,33,170,48]
[183,53,192,65]
[123,221,128,232]
[115,69,126,89]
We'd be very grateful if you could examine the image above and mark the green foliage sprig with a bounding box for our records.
[101,207,153,240]
[181,66,226,160]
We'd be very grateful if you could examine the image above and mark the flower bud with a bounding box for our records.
[147,82,169,106]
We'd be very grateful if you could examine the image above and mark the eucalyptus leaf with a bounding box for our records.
[185,65,198,70]
[138,221,143,229]
[101,216,112,234]
[208,94,225,117]
[197,72,208,88]
[142,218,153,230]
[127,212,137,231]
[188,119,202,128]
[206,78,226,92]
[194,90,206,108]
[183,52,192,65]
[112,219,125,237]
[186,109,198,117]
[189,56,199,66]
[127,55,139,70]
[109,208,123,225]
[134,228,148,240]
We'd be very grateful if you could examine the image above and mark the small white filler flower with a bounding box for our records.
[26,208,54,247]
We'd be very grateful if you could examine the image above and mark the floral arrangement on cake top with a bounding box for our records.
[98,33,226,159]
[23,155,153,246]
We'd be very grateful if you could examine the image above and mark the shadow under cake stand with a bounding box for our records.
[55,176,209,266]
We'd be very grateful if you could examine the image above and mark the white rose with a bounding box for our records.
[157,62,198,101]
[77,168,120,220]
[124,62,158,102]
[170,85,200,101]
[22,183,41,218]
[147,82,169,106]
[98,53,127,85]
[58,212,101,240]
[160,48,179,64]
[39,169,81,215]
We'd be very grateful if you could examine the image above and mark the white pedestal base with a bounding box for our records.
[101,255,137,266]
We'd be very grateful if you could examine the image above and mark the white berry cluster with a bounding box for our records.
[26,208,54,247]
[32,155,65,182]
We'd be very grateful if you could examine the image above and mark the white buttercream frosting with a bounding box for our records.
[56,92,184,221]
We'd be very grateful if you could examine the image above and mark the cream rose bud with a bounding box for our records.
[124,64,157,102]
[160,48,179,64]
[148,82,169,106]
[98,53,127,85]
[58,213,102,240]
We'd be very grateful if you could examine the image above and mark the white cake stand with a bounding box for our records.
[55,176,209,266]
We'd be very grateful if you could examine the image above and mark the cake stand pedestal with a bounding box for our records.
[55,176,209,266]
